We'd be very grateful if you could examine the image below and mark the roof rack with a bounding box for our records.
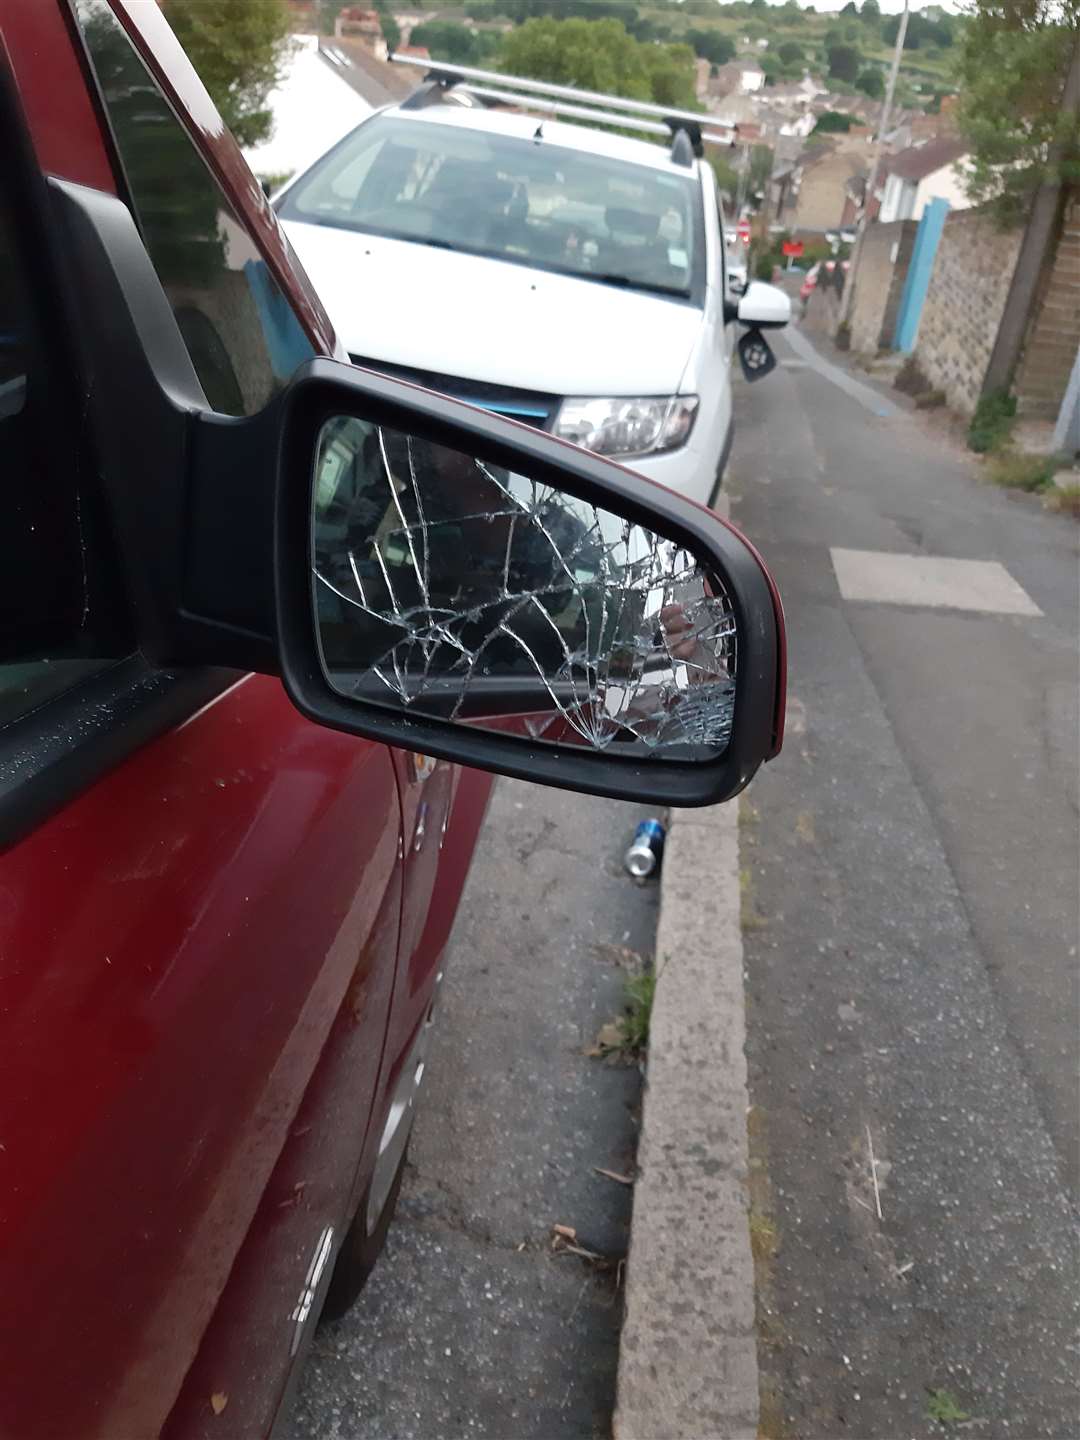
[390,53,736,162]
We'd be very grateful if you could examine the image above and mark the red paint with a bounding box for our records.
[0,679,402,1437]
[0,0,118,193]
[782,240,804,258]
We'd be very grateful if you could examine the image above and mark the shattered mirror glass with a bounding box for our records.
[312,418,738,760]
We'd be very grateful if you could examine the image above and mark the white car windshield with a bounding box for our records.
[278,115,704,302]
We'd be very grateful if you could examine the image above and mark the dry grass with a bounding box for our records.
[1045,482,1080,518]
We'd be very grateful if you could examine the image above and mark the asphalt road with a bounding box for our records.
[287,778,659,1440]
[734,325,1079,1438]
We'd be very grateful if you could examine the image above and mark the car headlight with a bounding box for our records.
[553,396,699,459]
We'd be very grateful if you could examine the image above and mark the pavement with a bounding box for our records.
[729,321,1079,1438]
[287,777,660,1440]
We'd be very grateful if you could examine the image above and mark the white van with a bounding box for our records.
[277,61,789,508]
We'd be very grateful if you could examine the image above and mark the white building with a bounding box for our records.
[242,36,371,185]
[878,138,972,224]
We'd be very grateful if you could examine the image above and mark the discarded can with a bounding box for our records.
[624,818,665,880]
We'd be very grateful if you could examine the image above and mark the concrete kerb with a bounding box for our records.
[613,799,758,1440]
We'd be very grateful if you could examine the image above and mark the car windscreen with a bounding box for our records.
[277,115,705,303]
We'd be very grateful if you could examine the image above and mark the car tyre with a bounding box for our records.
[320,1142,408,1322]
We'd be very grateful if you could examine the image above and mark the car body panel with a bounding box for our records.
[0,676,401,1440]
[0,0,118,192]
[281,219,705,397]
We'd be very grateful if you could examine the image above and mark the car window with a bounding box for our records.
[76,0,315,416]
[0,164,122,731]
[279,115,705,303]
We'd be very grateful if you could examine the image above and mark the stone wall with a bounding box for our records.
[1015,193,1080,420]
[849,219,917,354]
[914,205,1023,416]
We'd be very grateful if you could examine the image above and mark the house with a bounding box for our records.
[878,138,971,224]
[739,63,766,94]
[334,6,386,59]
[321,35,416,107]
[241,35,371,182]
[842,154,897,227]
[791,141,868,234]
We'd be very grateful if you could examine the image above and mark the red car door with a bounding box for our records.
[0,4,405,1435]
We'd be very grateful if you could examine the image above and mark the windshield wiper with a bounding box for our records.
[588,272,689,299]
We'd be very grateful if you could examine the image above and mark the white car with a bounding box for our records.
[276,74,789,507]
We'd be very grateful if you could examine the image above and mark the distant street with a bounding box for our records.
[734,323,1079,1438]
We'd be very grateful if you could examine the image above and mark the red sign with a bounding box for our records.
[782,240,804,257]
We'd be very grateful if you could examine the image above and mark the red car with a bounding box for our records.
[0,3,785,1437]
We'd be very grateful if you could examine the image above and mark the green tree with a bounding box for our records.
[813,109,855,133]
[500,16,698,110]
[410,20,498,65]
[748,143,774,199]
[710,153,740,205]
[642,43,700,109]
[686,28,736,66]
[856,66,884,98]
[778,41,804,66]
[956,0,1080,225]
[860,0,880,23]
[826,42,861,82]
[377,7,401,53]
[163,0,291,148]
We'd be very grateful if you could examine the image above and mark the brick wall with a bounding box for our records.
[914,205,1023,416]
[849,219,917,353]
[1015,193,1080,420]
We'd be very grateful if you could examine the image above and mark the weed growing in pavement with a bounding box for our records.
[1045,482,1080,518]
[586,966,658,1061]
[618,970,656,1055]
[985,449,1059,492]
[894,355,933,397]
[740,866,768,933]
[748,1209,779,1263]
[926,1388,971,1427]
[968,389,1017,453]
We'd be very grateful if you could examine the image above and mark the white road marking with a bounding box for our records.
[830,548,1043,616]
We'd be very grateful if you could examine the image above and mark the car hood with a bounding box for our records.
[282,221,703,396]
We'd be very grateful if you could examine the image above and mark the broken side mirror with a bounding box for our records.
[273,368,786,806]
[50,178,785,810]
[733,280,789,383]
[737,327,778,383]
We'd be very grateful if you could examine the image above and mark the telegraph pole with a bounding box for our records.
[837,0,910,328]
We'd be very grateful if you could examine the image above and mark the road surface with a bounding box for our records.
[287,778,659,1440]
[734,325,1079,1439]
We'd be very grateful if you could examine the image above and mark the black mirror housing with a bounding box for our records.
[267,362,785,806]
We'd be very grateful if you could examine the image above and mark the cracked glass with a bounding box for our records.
[312,418,737,760]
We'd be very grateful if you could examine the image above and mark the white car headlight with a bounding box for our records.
[553,396,699,459]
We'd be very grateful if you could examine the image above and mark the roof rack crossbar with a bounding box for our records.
[389,52,735,141]
[460,84,671,137]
